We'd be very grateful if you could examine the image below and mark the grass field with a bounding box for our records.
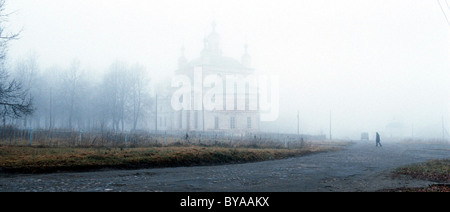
[0,144,338,174]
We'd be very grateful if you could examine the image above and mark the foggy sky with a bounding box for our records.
[5,0,450,139]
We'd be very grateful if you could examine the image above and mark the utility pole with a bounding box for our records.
[202,100,205,133]
[155,93,158,132]
[297,110,300,136]
[329,110,332,140]
[49,87,53,130]
[442,116,445,141]
[202,71,205,133]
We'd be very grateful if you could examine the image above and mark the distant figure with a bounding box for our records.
[376,132,382,147]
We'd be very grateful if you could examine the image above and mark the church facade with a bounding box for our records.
[156,23,260,135]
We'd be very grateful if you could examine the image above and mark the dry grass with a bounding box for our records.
[0,144,337,174]
[381,184,450,192]
[383,159,450,192]
[393,159,450,183]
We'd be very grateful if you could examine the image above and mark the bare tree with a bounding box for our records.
[0,69,33,125]
[0,0,33,125]
[129,63,149,131]
[13,54,39,128]
[0,0,19,62]
[101,61,151,132]
[61,59,83,129]
[103,61,129,132]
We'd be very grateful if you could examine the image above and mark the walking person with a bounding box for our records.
[376,132,382,147]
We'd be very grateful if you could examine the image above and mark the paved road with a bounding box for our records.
[0,142,448,192]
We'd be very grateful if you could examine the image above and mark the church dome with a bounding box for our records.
[180,22,253,73]
[241,43,251,68]
[202,21,222,56]
[178,46,188,69]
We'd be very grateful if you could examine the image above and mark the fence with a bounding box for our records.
[0,127,325,148]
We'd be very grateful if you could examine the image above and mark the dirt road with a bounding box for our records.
[1,142,448,192]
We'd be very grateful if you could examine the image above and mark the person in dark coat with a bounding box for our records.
[376,132,382,147]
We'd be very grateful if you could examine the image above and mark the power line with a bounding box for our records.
[437,0,450,26]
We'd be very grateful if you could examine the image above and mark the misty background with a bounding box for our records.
[4,0,450,140]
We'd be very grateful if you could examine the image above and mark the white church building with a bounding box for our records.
[156,23,260,135]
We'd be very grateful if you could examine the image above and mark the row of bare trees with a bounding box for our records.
[0,0,153,132]
[9,57,153,132]
[97,61,152,132]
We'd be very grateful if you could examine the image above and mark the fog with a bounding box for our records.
[4,0,450,140]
